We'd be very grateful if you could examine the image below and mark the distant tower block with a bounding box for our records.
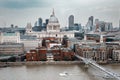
[95,24,100,32]
[119,20,120,30]
[38,18,42,27]
[100,34,104,43]
[26,23,32,33]
[69,15,74,29]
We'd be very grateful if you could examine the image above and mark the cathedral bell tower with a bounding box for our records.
[26,23,32,33]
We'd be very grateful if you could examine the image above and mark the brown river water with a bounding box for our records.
[0,64,120,80]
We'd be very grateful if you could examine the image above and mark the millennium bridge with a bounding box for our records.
[75,54,120,80]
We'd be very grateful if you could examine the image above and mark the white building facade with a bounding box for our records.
[0,32,20,43]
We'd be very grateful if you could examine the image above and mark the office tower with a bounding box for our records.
[45,19,49,25]
[86,16,94,31]
[85,16,93,32]
[42,19,49,30]
[68,15,74,30]
[86,21,91,31]
[99,21,105,32]
[95,19,100,32]
[119,20,120,30]
[95,18,113,32]
[38,17,42,27]
[34,21,37,26]
[11,24,14,28]
[105,22,113,31]
[89,16,94,26]
[95,19,99,31]
[89,16,94,31]
[73,23,81,31]
[95,19,99,24]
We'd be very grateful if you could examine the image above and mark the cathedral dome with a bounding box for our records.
[48,9,59,23]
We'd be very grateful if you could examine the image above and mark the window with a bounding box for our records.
[53,26,57,30]
[49,26,52,30]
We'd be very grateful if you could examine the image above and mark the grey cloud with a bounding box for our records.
[0,0,52,9]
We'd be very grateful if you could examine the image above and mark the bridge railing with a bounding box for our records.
[75,54,120,80]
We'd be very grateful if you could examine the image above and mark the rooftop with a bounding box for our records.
[3,32,17,36]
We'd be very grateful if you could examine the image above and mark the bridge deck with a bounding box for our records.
[75,54,120,80]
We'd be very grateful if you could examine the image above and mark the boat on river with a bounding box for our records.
[59,72,69,76]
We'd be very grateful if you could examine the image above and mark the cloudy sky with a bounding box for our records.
[0,0,120,28]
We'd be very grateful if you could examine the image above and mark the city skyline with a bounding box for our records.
[0,0,120,28]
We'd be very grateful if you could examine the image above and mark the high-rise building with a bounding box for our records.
[11,24,14,28]
[38,18,42,27]
[95,19,113,32]
[95,19,99,24]
[42,23,46,31]
[105,22,113,31]
[34,21,38,26]
[33,21,41,31]
[74,23,81,31]
[89,16,94,31]
[86,21,91,32]
[45,19,49,25]
[100,21,106,32]
[68,15,74,30]
[86,16,94,32]
[119,20,120,30]
[89,16,94,26]
[94,19,101,32]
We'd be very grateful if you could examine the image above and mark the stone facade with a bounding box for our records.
[0,43,24,55]
[0,32,20,43]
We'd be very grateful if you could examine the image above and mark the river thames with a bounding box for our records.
[0,64,120,80]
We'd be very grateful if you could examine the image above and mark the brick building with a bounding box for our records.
[75,43,108,63]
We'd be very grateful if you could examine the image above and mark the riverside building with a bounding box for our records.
[0,43,24,55]
[0,32,20,43]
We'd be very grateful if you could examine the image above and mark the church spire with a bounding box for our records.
[52,8,55,16]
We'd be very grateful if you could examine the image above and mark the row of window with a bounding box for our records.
[83,51,107,60]
[38,34,74,38]
[48,26,59,30]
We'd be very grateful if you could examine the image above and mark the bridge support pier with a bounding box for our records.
[84,64,89,69]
